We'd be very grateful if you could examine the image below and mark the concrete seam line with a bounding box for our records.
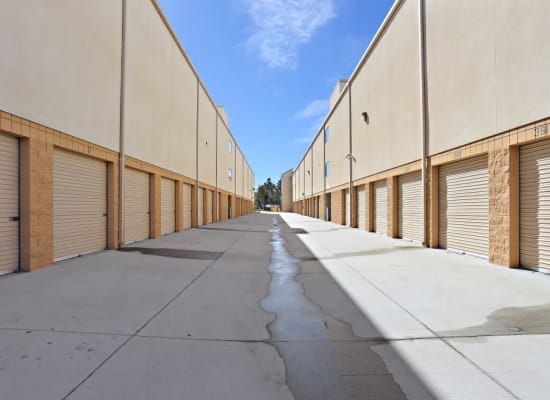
[347,264,521,399]
[0,327,131,337]
[0,325,538,345]
[304,227,521,400]
[60,231,247,400]
[0,325,541,343]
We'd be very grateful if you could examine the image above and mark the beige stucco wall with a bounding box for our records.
[330,80,348,110]
[292,174,297,202]
[124,0,197,177]
[198,84,217,186]
[427,1,550,155]
[312,132,325,195]
[304,149,313,196]
[251,171,255,200]
[281,170,293,211]
[217,118,235,194]
[325,90,350,190]
[495,1,550,133]
[299,160,306,200]
[217,106,229,127]
[236,148,244,197]
[351,0,421,179]
[243,163,251,199]
[295,160,304,201]
[0,0,122,151]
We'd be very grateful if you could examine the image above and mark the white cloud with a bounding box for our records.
[294,113,326,144]
[292,99,329,120]
[246,0,336,69]
[292,99,328,144]
[296,135,315,144]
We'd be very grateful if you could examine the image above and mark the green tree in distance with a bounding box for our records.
[255,178,281,209]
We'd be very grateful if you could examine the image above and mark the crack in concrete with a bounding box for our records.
[61,232,247,400]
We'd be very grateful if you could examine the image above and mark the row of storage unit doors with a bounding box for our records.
[0,133,223,275]
[345,141,550,270]
[123,169,193,243]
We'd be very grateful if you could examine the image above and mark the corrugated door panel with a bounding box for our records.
[398,171,423,242]
[357,186,366,231]
[125,168,150,243]
[520,139,550,270]
[439,155,489,257]
[374,180,387,235]
[161,178,176,235]
[197,189,204,226]
[0,134,19,274]
[183,184,192,230]
[345,189,351,226]
[206,190,213,224]
[54,149,106,260]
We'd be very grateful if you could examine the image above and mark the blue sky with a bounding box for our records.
[158,0,394,188]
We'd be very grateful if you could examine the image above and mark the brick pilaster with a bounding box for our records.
[388,176,398,238]
[107,161,119,249]
[175,180,183,232]
[20,134,54,271]
[488,146,519,267]
[429,166,439,248]
[150,174,161,238]
[367,183,374,232]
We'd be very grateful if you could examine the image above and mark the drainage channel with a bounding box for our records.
[261,217,410,400]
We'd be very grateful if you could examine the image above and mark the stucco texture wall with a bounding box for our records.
[427,0,550,155]
[124,0,197,177]
[0,0,122,151]
[351,0,421,180]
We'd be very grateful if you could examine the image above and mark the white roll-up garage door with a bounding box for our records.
[54,149,107,260]
[161,178,176,235]
[357,185,366,231]
[398,171,423,242]
[439,155,489,257]
[520,139,550,270]
[0,134,19,275]
[183,183,192,229]
[345,189,351,226]
[374,180,387,235]
[206,190,213,224]
[125,168,150,243]
[197,188,204,226]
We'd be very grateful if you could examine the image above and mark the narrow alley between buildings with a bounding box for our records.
[1,213,549,399]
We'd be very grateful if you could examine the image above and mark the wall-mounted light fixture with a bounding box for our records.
[361,111,369,124]
[307,170,311,175]
[345,153,357,162]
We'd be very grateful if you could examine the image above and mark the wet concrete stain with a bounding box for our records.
[118,247,223,260]
[261,217,411,400]
[442,302,550,338]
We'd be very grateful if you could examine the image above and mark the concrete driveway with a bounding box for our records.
[0,212,549,399]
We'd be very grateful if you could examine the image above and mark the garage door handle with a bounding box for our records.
[102,213,108,217]
[9,216,19,222]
